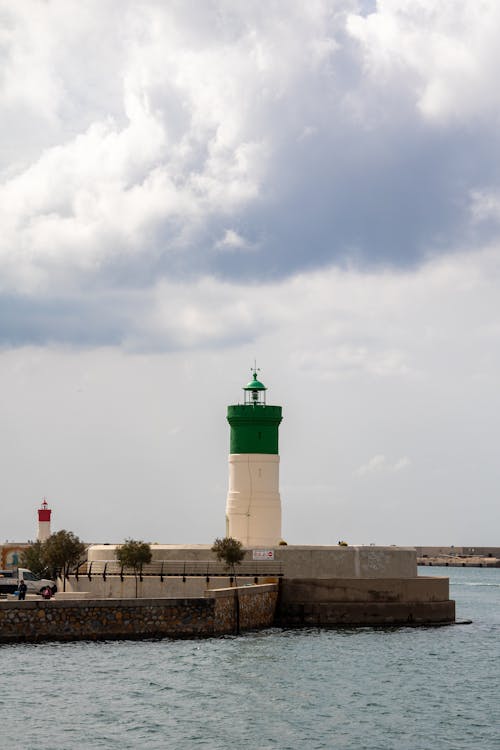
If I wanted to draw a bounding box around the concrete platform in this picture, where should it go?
[280,576,451,604]
[277,576,455,626]
[87,544,418,579]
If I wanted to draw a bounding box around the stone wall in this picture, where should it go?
[0,584,278,644]
[278,577,455,626]
[212,585,280,633]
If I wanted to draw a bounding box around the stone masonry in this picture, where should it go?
[0,584,278,644]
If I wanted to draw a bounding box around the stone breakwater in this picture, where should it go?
[418,556,500,568]
[0,584,278,644]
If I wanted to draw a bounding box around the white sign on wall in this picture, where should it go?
[253,549,275,560]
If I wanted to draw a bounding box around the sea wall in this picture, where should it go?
[0,575,456,641]
[416,546,500,558]
[0,584,278,644]
[278,577,455,626]
[212,585,280,632]
[278,600,455,627]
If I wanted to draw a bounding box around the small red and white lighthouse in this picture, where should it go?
[37,498,52,542]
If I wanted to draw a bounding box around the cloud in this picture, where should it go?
[1,0,500,321]
[470,189,500,224]
[2,244,500,544]
[214,229,254,252]
[2,243,500,366]
[356,454,386,475]
[355,455,411,476]
[2,2,500,546]
[298,125,319,141]
[347,1,500,124]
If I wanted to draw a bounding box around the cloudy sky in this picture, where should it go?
[2,0,500,546]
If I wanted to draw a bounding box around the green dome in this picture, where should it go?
[244,372,267,391]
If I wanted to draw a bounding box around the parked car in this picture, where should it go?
[0,567,57,596]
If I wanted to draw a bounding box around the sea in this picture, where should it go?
[1,565,498,750]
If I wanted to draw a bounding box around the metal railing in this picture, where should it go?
[73,559,283,582]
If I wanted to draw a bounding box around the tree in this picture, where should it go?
[211,537,245,572]
[212,537,246,634]
[116,539,152,597]
[43,530,87,591]
[20,540,49,578]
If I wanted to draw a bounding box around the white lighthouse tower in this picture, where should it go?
[37,498,52,542]
[225,369,283,547]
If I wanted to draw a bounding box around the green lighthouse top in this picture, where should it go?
[227,366,282,454]
[243,367,267,405]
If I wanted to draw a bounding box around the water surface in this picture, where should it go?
[1,566,498,749]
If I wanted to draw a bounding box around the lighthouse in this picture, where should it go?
[37,498,52,542]
[225,369,283,547]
